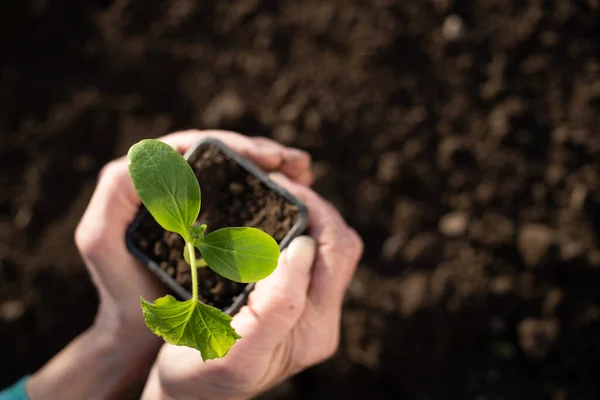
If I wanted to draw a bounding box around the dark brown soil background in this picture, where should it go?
[1,1,600,399]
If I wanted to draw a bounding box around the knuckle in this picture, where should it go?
[349,229,364,261]
[206,130,244,142]
[318,339,339,363]
[288,352,311,374]
[322,328,341,359]
[203,129,241,138]
[252,136,277,146]
[161,129,202,142]
[98,160,119,183]
[294,149,312,167]
[74,223,86,251]
[329,229,363,263]
[291,326,340,372]
[74,221,105,259]
[177,128,202,135]
[324,341,340,360]
[310,334,340,366]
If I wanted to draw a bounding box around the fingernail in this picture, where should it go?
[269,172,289,184]
[285,235,316,267]
[252,144,281,157]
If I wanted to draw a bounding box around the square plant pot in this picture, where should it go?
[126,137,309,316]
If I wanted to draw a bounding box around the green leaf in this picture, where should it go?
[141,295,240,361]
[196,227,280,283]
[128,139,200,241]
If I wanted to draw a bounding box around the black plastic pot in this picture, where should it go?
[126,137,309,316]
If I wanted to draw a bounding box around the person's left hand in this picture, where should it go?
[27,130,315,400]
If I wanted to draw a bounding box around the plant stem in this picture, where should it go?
[186,241,198,301]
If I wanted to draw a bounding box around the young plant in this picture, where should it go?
[127,139,280,361]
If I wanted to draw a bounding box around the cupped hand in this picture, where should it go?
[74,130,315,366]
[141,174,363,400]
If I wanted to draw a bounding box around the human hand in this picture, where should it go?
[141,174,363,400]
[58,130,313,398]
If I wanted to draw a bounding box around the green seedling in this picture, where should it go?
[128,139,280,361]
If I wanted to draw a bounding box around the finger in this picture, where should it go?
[293,168,315,186]
[251,137,314,185]
[75,158,139,257]
[230,235,316,349]
[269,173,363,310]
[140,365,161,400]
[161,130,283,172]
[162,130,313,185]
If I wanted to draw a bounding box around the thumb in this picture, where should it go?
[232,235,316,347]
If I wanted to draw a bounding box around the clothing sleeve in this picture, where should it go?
[0,376,30,400]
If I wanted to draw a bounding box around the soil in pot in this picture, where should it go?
[130,142,300,310]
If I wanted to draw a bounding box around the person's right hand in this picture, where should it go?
[26,130,314,400]
[142,173,363,400]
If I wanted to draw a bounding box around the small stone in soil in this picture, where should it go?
[229,182,244,195]
[517,223,554,267]
[441,15,464,41]
[164,232,184,249]
[518,318,559,358]
[202,91,246,127]
[210,281,225,295]
[153,241,168,259]
[559,238,584,261]
[168,249,180,262]
[0,300,25,321]
[381,234,404,263]
[403,233,442,264]
[489,275,514,295]
[165,265,175,277]
[376,152,401,183]
[439,211,469,237]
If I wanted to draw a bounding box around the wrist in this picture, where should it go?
[93,301,163,361]
[27,321,160,400]
[90,318,160,373]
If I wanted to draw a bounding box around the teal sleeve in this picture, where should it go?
[0,376,30,400]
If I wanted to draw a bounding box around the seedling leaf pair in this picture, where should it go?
[128,139,280,361]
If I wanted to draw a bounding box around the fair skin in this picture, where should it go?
[26,130,363,400]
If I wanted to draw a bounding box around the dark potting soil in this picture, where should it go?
[131,142,299,309]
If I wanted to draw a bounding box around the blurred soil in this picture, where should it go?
[1,1,600,399]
